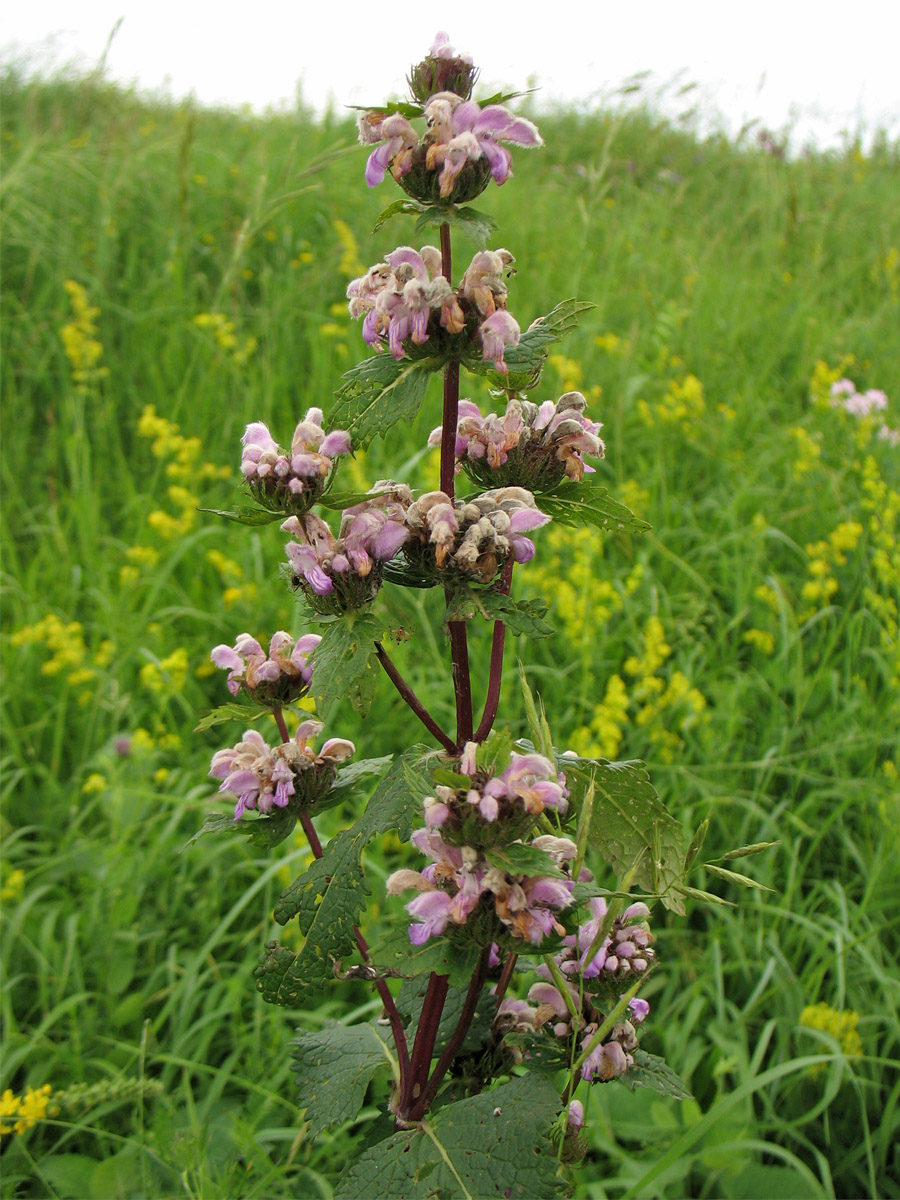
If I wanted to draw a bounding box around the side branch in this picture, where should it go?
[375,641,456,753]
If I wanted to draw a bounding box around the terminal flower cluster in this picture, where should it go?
[209,720,354,820]
[387,828,576,947]
[241,410,351,514]
[282,485,412,614]
[210,630,320,704]
[829,377,899,445]
[359,34,542,204]
[424,741,568,844]
[432,391,605,490]
[404,486,550,583]
[347,246,521,373]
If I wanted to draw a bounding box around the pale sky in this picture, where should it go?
[3,1,899,149]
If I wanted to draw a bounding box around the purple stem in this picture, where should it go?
[375,641,456,753]
[474,559,514,742]
[397,971,449,1122]
[410,946,491,1119]
[271,708,410,1086]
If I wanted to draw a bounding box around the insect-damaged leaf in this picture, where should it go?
[331,353,436,448]
[334,1074,565,1199]
[310,613,381,717]
[291,1020,397,1139]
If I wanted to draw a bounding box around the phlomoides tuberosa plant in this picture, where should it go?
[192,33,771,1197]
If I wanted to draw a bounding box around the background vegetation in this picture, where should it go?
[1,66,898,1198]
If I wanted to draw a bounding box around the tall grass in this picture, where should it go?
[1,68,898,1198]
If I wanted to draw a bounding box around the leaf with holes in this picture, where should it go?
[291,1021,398,1139]
[334,1074,565,1199]
[331,354,436,448]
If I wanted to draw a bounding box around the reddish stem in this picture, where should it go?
[410,946,490,1119]
[271,708,410,1086]
[375,642,456,752]
[493,953,518,1011]
[474,559,514,742]
[398,971,449,1120]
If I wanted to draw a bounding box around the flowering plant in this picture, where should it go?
[192,33,766,1196]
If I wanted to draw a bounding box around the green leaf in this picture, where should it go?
[317,484,400,511]
[310,613,381,717]
[445,588,554,637]
[291,1020,397,1139]
[198,504,285,526]
[431,768,472,789]
[373,198,426,233]
[369,922,482,989]
[413,204,498,248]
[258,749,431,1004]
[330,756,393,795]
[704,862,774,891]
[475,728,516,776]
[334,1075,565,1199]
[466,299,596,390]
[537,477,651,535]
[619,1050,693,1099]
[183,807,298,850]
[193,702,270,733]
[565,756,687,914]
[331,353,436,449]
[485,843,564,878]
[348,99,422,119]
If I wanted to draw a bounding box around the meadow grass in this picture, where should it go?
[1,68,899,1198]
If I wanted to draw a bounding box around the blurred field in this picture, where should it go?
[1,67,899,1199]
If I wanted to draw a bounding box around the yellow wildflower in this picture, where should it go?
[1,868,25,903]
[81,773,107,794]
[800,1003,862,1060]
[60,281,108,392]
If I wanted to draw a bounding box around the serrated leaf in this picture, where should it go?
[413,204,498,248]
[475,728,516,776]
[373,198,426,233]
[704,862,774,891]
[445,588,554,637]
[330,756,393,795]
[566,756,686,914]
[183,807,297,850]
[537,477,651,535]
[370,923,481,988]
[193,702,270,733]
[335,1074,565,1199]
[331,353,436,448]
[259,750,431,1004]
[348,99,423,119]
[619,1050,693,1099]
[720,840,780,860]
[463,298,596,391]
[198,504,286,526]
[291,1020,397,1139]
[317,484,400,511]
[485,843,564,878]
[310,613,381,717]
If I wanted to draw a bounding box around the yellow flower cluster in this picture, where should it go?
[638,372,705,431]
[60,280,109,392]
[0,1085,52,1136]
[858,455,900,686]
[594,332,628,356]
[193,312,257,366]
[139,648,189,695]
[1,867,25,903]
[798,521,863,620]
[527,524,644,646]
[788,425,823,478]
[9,614,113,700]
[808,355,856,407]
[571,616,708,763]
[205,548,258,612]
[548,354,583,394]
[136,405,230,484]
[333,219,365,279]
[800,1003,862,1060]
